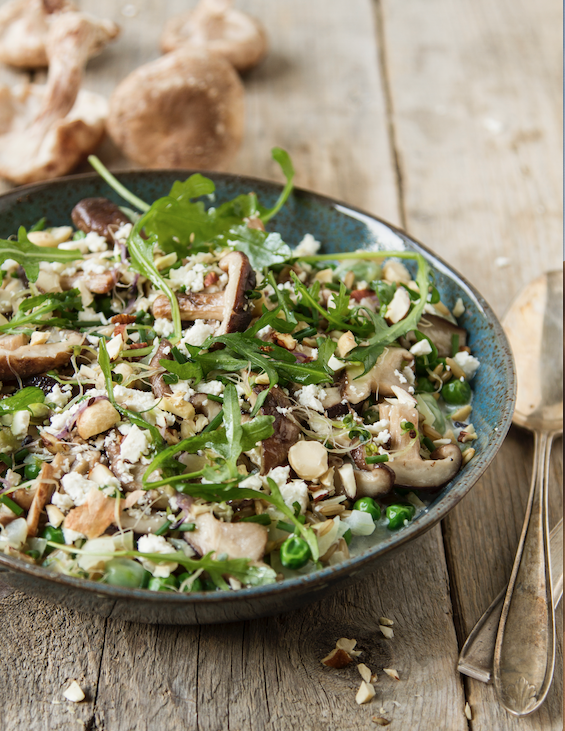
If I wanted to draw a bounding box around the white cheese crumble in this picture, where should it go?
[328,355,347,372]
[265,465,290,490]
[47,384,73,409]
[295,384,327,413]
[196,380,225,396]
[394,368,407,384]
[84,231,108,253]
[453,351,481,380]
[409,339,432,357]
[61,473,97,507]
[279,479,309,514]
[153,318,175,337]
[137,534,177,578]
[169,262,207,292]
[294,233,321,257]
[120,425,149,464]
[373,429,391,446]
[181,320,216,347]
[11,411,30,439]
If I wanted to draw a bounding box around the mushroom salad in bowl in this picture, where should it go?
[0,151,515,623]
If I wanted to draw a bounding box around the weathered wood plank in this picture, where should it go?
[381,0,562,726]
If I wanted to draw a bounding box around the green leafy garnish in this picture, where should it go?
[0,228,83,283]
[0,289,82,333]
[0,387,45,414]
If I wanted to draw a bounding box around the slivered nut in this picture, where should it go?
[321,648,352,668]
[379,617,394,626]
[462,447,476,465]
[63,681,85,703]
[254,373,270,385]
[355,680,376,705]
[464,703,472,720]
[445,357,466,380]
[422,424,442,441]
[357,663,372,683]
[383,668,400,680]
[372,718,391,726]
[344,271,355,289]
[450,404,472,421]
[313,519,334,537]
[336,638,362,657]
[379,625,394,639]
[317,503,345,516]
[337,330,356,358]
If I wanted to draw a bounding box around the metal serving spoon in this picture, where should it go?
[492,270,563,716]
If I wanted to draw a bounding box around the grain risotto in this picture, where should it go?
[0,150,479,592]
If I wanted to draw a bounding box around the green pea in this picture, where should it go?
[280,535,311,570]
[442,379,471,405]
[342,528,352,546]
[178,572,204,592]
[386,503,416,531]
[415,377,436,393]
[105,558,146,588]
[147,575,179,592]
[353,497,381,521]
[41,525,64,554]
[24,463,42,480]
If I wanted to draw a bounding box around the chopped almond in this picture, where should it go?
[355,680,376,705]
[336,637,362,657]
[383,668,400,680]
[379,625,394,639]
[379,616,394,626]
[357,663,372,683]
[321,648,352,668]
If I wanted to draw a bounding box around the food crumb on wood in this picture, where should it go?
[321,647,353,668]
[357,663,373,683]
[379,616,394,626]
[63,681,85,703]
[379,625,394,639]
[372,718,391,727]
[355,680,376,705]
[464,702,472,720]
[336,637,362,657]
[383,668,400,681]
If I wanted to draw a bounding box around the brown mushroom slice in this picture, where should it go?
[26,452,65,536]
[380,401,462,489]
[415,315,467,358]
[0,0,76,69]
[107,47,244,170]
[63,486,122,539]
[343,347,414,404]
[71,197,131,240]
[0,11,118,184]
[152,251,256,335]
[184,511,267,561]
[160,0,268,73]
[254,385,301,474]
[149,339,173,399]
[0,330,83,380]
[350,445,395,498]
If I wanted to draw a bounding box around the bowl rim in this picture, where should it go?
[0,169,517,607]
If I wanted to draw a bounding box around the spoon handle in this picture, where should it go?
[493,430,556,716]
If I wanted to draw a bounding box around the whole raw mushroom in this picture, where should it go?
[107,47,245,170]
[160,0,268,73]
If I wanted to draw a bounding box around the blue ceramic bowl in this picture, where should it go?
[0,171,516,624]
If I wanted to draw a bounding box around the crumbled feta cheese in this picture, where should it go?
[11,410,30,439]
[63,527,86,544]
[153,317,175,337]
[279,479,309,514]
[169,262,207,292]
[452,298,465,318]
[373,430,391,446]
[265,465,290,490]
[47,384,72,409]
[239,473,263,490]
[409,339,432,357]
[394,368,407,384]
[294,233,321,257]
[256,325,273,340]
[181,320,216,347]
[61,473,97,507]
[114,222,132,243]
[453,351,480,379]
[120,425,149,464]
[84,231,108,253]
[196,380,225,396]
[296,384,327,412]
[402,366,415,385]
[51,492,75,511]
[137,534,177,578]
[80,258,112,276]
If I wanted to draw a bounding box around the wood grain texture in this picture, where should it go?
[381,0,563,727]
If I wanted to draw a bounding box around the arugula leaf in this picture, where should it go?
[223,383,243,479]
[326,282,351,320]
[261,147,295,223]
[0,289,82,333]
[159,358,203,385]
[313,336,337,376]
[0,228,83,283]
[98,338,164,447]
[0,387,45,414]
[267,272,297,326]
[228,227,292,270]
[88,156,150,212]
[127,218,182,342]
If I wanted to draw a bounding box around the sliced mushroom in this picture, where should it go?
[107,47,244,170]
[0,0,75,68]
[254,386,301,474]
[149,339,173,399]
[343,347,414,404]
[0,330,83,380]
[26,452,65,536]
[184,510,267,561]
[63,486,122,539]
[71,197,131,241]
[350,446,395,498]
[0,11,118,184]
[152,251,256,335]
[160,0,268,73]
[413,314,467,358]
[379,401,462,489]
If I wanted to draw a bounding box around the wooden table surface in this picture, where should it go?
[0,1,561,729]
